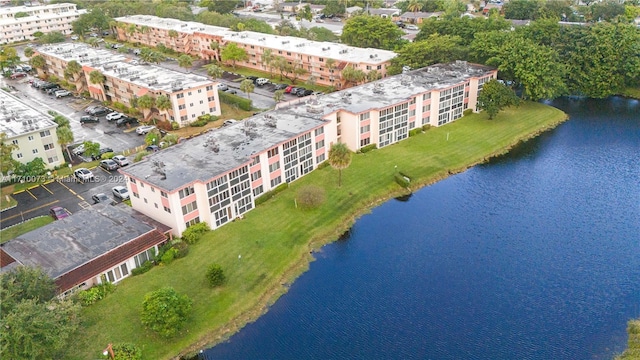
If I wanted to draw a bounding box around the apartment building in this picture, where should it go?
[119,62,495,236]
[0,3,86,45]
[0,89,64,170]
[114,15,397,89]
[36,43,221,126]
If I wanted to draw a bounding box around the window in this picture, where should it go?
[423,93,431,100]
[409,109,416,117]
[43,143,54,150]
[315,139,324,149]
[39,130,51,137]
[198,89,202,93]
[133,192,139,198]
[150,187,155,193]
[360,125,370,134]
[130,177,136,184]
[251,170,261,181]
[208,96,216,102]
[192,114,196,118]
[180,115,188,121]
[28,135,34,141]
[32,149,38,154]
[319,57,324,62]
[206,85,213,91]
[140,182,144,188]
[134,248,156,267]
[161,191,167,198]
[178,104,186,110]
[188,91,192,95]
[286,52,291,55]
[181,200,198,215]
[422,104,430,112]
[176,93,184,99]
[267,148,279,158]
[199,100,204,104]
[179,186,195,198]
[270,176,281,187]
[16,153,22,159]
[360,138,370,147]
[359,112,370,121]
[154,203,158,208]
[315,127,324,136]
[186,217,200,228]
[189,103,194,107]
[210,107,217,112]
[316,153,325,163]
[12,140,18,145]
[269,162,280,172]
[250,157,259,166]
[164,206,171,213]
[47,156,58,163]
[253,185,263,197]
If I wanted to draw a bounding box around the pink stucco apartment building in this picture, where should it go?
[119,62,496,236]
[114,15,397,89]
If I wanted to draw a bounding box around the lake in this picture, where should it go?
[202,97,640,360]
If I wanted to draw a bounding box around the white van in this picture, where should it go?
[256,78,269,86]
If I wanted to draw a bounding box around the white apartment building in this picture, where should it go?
[0,3,86,44]
[119,62,496,236]
[0,89,64,170]
[36,43,221,126]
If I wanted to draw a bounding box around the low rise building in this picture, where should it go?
[397,11,442,24]
[119,62,496,236]
[0,3,86,45]
[0,204,171,295]
[114,15,397,89]
[36,43,221,125]
[0,90,64,170]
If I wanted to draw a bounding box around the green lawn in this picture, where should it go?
[0,216,53,244]
[620,87,640,100]
[69,102,567,360]
[0,194,17,211]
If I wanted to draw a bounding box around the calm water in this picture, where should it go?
[203,97,640,360]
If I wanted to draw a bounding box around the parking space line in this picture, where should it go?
[56,179,78,196]
[25,189,37,200]
[98,167,110,174]
[41,183,54,195]
[78,201,91,209]
[1,200,59,221]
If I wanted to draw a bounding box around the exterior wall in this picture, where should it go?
[128,177,181,233]
[0,4,85,45]
[170,84,221,126]
[8,125,64,169]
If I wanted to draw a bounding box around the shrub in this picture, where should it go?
[181,222,211,244]
[131,260,154,276]
[140,287,192,338]
[112,343,142,360]
[134,151,150,163]
[112,102,128,112]
[359,144,377,153]
[297,185,326,210]
[254,183,289,206]
[156,120,172,131]
[422,124,432,132]
[171,121,180,130]
[172,241,189,259]
[394,172,411,188]
[160,247,179,265]
[408,128,422,137]
[101,152,115,159]
[76,281,115,306]
[206,264,226,287]
[189,118,208,127]
[218,90,252,111]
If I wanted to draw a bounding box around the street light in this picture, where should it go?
[102,343,115,359]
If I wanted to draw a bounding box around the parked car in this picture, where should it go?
[92,193,109,204]
[136,125,156,135]
[10,72,27,79]
[71,35,79,40]
[89,32,98,37]
[298,89,313,97]
[112,186,130,200]
[80,115,99,124]
[41,83,59,91]
[55,89,71,98]
[100,159,119,171]
[85,105,98,113]
[133,49,141,55]
[89,107,109,116]
[112,155,129,167]
[21,65,32,72]
[102,31,110,36]
[72,144,85,155]
[245,76,259,84]
[74,168,94,182]
[111,43,124,49]
[217,83,229,91]
[92,147,114,160]
[129,60,139,65]
[285,85,294,93]
[405,24,419,30]
[223,119,238,126]
[290,87,304,95]
[395,21,406,28]
[50,206,70,220]
[225,88,237,94]
[46,86,61,95]
[145,145,160,152]
[106,112,124,122]
[116,116,136,127]
[255,78,269,86]
[274,83,288,90]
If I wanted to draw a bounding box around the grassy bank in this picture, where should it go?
[0,216,53,244]
[69,102,567,360]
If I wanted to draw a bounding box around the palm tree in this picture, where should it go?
[137,94,155,122]
[29,55,46,77]
[177,54,193,72]
[64,60,83,92]
[262,49,274,77]
[407,0,422,16]
[328,142,351,187]
[239,79,255,100]
[89,70,106,101]
[209,41,221,62]
[155,94,172,120]
[87,37,100,48]
[56,126,74,161]
[205,64,224,79]
[126,24,136,38]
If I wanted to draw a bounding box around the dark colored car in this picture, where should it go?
[45,86,61,94]
[41,83,59,91]
[245,76,258,84]
[92,147,114,160]
[89,107,109,116]
[297,89,314,97]
[116,116,136,127]
[92,193,110,204]
[290,87,304,95]
[145,145,159,152]
[274,83,288,90]
[50,206,70,220]
[80,115,99,124]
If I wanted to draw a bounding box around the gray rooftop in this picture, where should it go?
[400,11,443,19]
[116,15,397,65]
[120,62,494,191]
[37,43,214,93]
[0,90,58,138]
[1,204,156,279]
[119,111,327,191]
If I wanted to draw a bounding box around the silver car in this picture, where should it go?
[112,155,129,167]
[112,186,130,200]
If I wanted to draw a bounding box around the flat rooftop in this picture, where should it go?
[119,111,327,191]
[116,15,397,64]
[0,204,158,279]
[0,3,85,24]
[36,43,214,93]
[0,89,58,138]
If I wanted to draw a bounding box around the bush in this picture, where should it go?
[394,172,411,188]
[422,124,432,132]
[131,260,154,276]
[171,121,180,130]
[112,343,142,360]
[140,287,192,338]
[156,120,172,131]
[206,264,226,287]
[134,151,150,163]
[190,114,219,127]
[463,109,473,116]
[112,102,128,112]
[160,247,179,265]
[297,185,326,210]
[359,144,377,153]
[181,222,211,244]
[218,90,252,111]
[409,128,422,137]
[189,118,208,127]
[101,152,115,160]
[254,183,289,206]
[172,241,189,258]
[76,281,115,306]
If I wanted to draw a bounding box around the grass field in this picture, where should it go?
[0,216,54,244]
[68,102,567,360]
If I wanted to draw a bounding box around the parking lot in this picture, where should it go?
[0,166,128,229]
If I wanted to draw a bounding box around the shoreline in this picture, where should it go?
[175,106,569,359]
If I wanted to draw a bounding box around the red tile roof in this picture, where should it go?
[0,249,16,267]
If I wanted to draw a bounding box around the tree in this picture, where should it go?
[83,141,100,160]
[261,48,274,77]
[388,34,467,75]
[308,27,339,42]
[140,287,192,338]
[89,70,106,86]
[323,2,345,16]
[221,43,248,70]
[299,5,313,22]
[0,298,80,359]
[0,266,56,315]
[145,130,161,146]
[341,15,405,50]
[177,54,193,72]
[38,31,66,44]
[274,89,285,103]
[240,78,255,99]
[205,264,226,287]
[341,66,366,86]
[139,48,163,64]
[503,0,540,20]
[328,142,352,187]
[86,37,100,48]
[137,94,156,121]
[209,41,221,62]
[16,158,46,177]
[160,133,179,147]
[208,0,241,14]
[367,70,381,82]
[23,46,34,58]
[168,29,178,38]
[477,79,521,119]
[52,114,70,128]
[0,46,20,73]
[0,132,19,175]
[56,126,74,161]
[155,94,172,119]
[205,63,224,79]
[407,0,422,14]
[64,60,83,91]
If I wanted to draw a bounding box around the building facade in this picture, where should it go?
[36,43,221,126]
[114,15,397,89]
[0,3,86,45]
[119,62,496,236]
[0,90,65,170]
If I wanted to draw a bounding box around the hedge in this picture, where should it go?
[218,90,252,111]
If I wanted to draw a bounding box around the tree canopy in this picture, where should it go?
[477,79,521,119]
[389,34,467,75]
[221,43,248,69]
[328,143,352,187]
[140,287,192,338]
[341,15,405,50]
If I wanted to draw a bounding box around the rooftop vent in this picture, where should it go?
[203,135,219,153]
[322,47,330,51]
[282,40,289,44]
[339,49,348,54]
[306,99,323,114]
[263,114,277,127]
[240,34,247,38]
[400,74,411,86]
[369,54,378,59]
[372,82,384,94]
[152,160,166,180]
[259,37,266,41]
[171,81,183,92]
